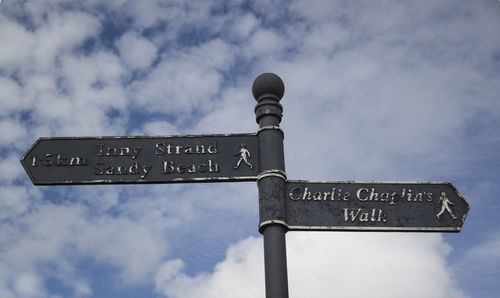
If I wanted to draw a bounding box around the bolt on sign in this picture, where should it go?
[21,134,259,185]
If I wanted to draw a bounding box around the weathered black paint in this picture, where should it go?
[284,181,470,232]
[254,73,289,298]
[21,134,259,185]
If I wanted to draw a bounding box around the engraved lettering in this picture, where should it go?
[184,146,193,154]
[94,162,151,179]
[140,166,151,179]
[116,166,127,175]
[313,191,323,201]
[131,147,142,159]
[289,187,302,201]
[207,142,218,154]
[187,164,197,173]
[330,188,349,201]
[359,212,369,222]
[155,142,165,155]
[69,156,87,166]
[32,153,87,167]
[371,208,377,221]
[378,209,387,222]
[105,166,114,175]
[289,187,351,201]
[195,145,205,154]
[163,161,175,174]
[129,162,139,175]
[379,192,397,205]
[356,188,369,201]
[44,153,54,166]
[402,188,413,201]
[162,160,219,174]
[343,208,387,223]
[390,192,397,205]
[330,188,335,200]
[369,188,379,201]
[208,160,220,172]
[344,208,362,221]
[97,143,142,159]
[56,154,68,166]
[302,187,311,200]
[95,163,105,175]
[155,141,218,155]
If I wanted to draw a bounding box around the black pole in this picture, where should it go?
[253,73,289,298]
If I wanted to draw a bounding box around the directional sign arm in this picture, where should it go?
[272,180,470,232]
[21,134,260,185]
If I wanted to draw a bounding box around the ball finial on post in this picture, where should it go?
[252,73,285,101]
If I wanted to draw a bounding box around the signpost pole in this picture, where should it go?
[253,73,289,298]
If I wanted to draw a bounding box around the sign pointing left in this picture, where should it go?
[20,134,259,185]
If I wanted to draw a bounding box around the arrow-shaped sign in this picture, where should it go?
[21,134,259,185]
[261,180,470,232]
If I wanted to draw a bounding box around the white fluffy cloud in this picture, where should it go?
[0,202,167,297]
[130,39,235,116]
[154,233,466,298]
[155,237,264,298]
[116,31,158,69]
[0,119,27,146]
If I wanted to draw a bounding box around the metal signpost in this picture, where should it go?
[21,73,470,298]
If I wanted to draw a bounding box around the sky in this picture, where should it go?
[1,0,499,297]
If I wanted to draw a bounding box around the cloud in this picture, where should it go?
[453,230,500,298]
[0,186,32,220]
[33,12,101,70]
[287,233,464,298]
[0,16,35,73]
[130,39,235,117]
[0,201,168,297]
[0,119,27,147]
[116,31,158,69]
[13,273,45,298]
[232,13,259,40]
[154,237,264,298]
[0,77,25,118]
[0,155,25,185]
[248,29,284,55]
[154,233,466,298]
[131,120,179,136]
[193,85,257,134]
[0,9,101,74]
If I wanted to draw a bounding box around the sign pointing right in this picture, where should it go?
[273,181,470,232]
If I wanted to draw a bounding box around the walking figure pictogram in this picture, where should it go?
[234,143,253,169]
[436,192,457,220]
